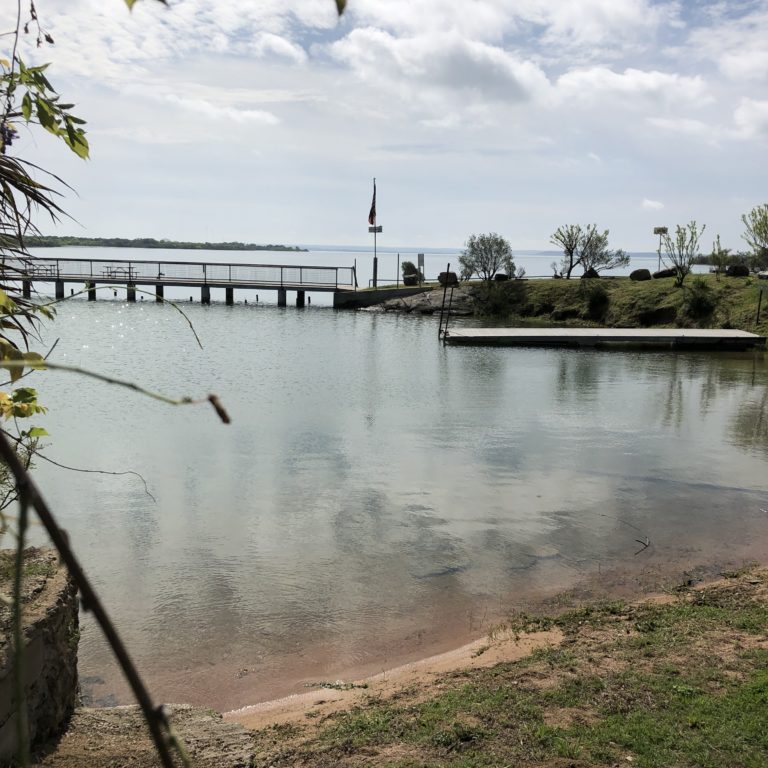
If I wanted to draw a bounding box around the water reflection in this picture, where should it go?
[29,303,768,710]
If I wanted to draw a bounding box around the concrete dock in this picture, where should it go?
[443,327,766,350]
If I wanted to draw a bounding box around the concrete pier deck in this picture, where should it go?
[443,327,766,350]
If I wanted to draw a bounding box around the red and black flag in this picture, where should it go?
[368,178,376,226]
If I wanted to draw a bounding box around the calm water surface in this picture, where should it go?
[26,291,768,711]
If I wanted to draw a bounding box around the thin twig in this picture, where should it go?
[0,431,184,768]
[11,487,30,768]
[0,360,230,423]
[31,451,156,502]
[33,286,204,349]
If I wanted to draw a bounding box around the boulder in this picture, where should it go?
[581,267,600,279]
[630,268,652,281]
[726,263,750,277]
[438,271,459,286]
[653,268,677,279]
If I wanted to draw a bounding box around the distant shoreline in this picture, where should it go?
[24,236,307,252]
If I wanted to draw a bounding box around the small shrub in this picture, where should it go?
[583,282,610,320]
[683,278,716,320]
[401,260,423,281]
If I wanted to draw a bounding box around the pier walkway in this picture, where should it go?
[5,255,357,307]
[443,327,766,350]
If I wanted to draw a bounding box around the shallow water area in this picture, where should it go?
[25,290,768,711]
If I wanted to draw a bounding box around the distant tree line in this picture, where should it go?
[18,235,307,252]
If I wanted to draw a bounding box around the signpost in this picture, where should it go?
[417,253,425,285]
[653,227,668,272]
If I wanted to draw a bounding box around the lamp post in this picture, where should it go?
[653,226,668,272]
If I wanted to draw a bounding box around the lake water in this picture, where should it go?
[17,248,768,711]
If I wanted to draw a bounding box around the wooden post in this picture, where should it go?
[155,284,164,302]
[225,287,234,305]
[277,288,287,307]
[296,290,305,308]
[86,281,96,301]
[22,280,31,299]
[201,285,211,305]
[55,280,64,299]
[127,283,136,302]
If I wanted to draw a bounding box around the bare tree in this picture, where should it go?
[661,221,705,287]
[459,233,514,282]
[580,229,629,276]
[550,224,582,278]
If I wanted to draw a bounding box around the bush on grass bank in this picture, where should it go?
[468,274,766,334]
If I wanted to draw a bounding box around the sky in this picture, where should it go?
[10,0,768,250]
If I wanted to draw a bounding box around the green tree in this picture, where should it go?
[709,235,731,280]
[459,233,514,282]
[741,203,768,270]
[661,221,705,287]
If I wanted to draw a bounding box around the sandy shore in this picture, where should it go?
[224,626,562,731]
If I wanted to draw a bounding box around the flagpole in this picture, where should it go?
[368,176,382,288]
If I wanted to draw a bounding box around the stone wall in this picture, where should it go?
[0,548,79,762]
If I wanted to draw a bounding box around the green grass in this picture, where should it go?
[464,274,768,335]
[251,569,768,768]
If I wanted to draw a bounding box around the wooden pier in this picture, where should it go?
[3,255,357,307]
[443,327,766,350]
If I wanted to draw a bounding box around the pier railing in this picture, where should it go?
[3,256,356,290]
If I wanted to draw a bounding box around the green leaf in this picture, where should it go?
[12,387,38,404]
[27,427,49,438]
[21,92,32,121]
[22,352,46,369]
[65,128,89,159]
[0,288,16,311]
[335,0,346,13]
[5,348,24,383]
[124,0,138,7]
[36,97,59,133]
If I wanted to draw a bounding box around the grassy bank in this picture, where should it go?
[464,274,768,335]
[251,567,768,768]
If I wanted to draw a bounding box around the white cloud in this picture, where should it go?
[250,33,308,64]
[328,28,550,120]
[733,98,768,139]
[163,94,280,125]
[642,198,664,210]
[685,5,768,82]
[646,116,718,141]
[555,67,710,108]
[534,0,682,48]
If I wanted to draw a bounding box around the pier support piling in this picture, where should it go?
[201,285,211,305]
[296,290,305,308]
[155,284,164,302]
[127,283,136,302]
[86,282,96,301]
[55,280,64,300]
[225,287,234,306]
[277,288,287,307]
[22,280,31,299]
